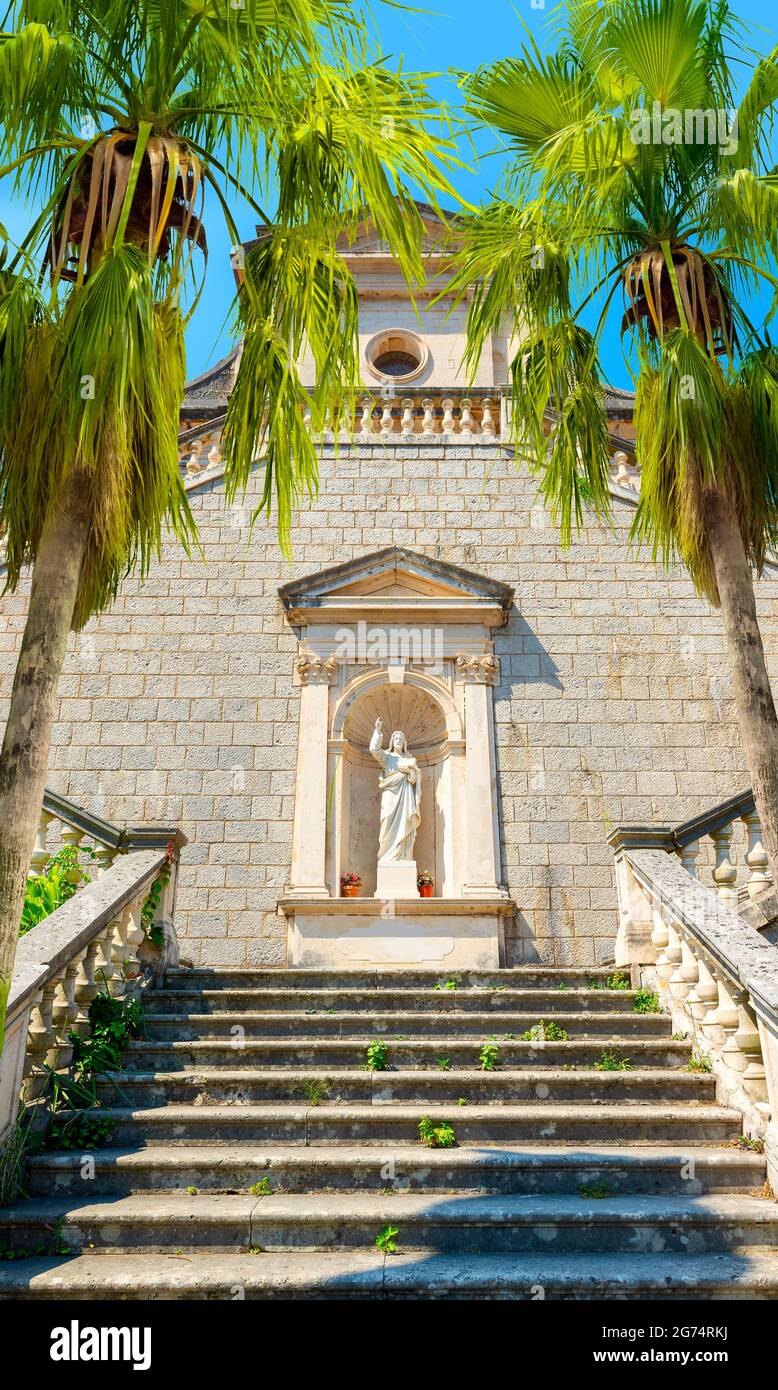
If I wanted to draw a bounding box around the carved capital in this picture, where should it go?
[454,652,500,685]
[295,653,337,686]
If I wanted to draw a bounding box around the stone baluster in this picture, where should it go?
[124,901,146,981]
[73,939,102,1027]
[654,913,681,994]
[60,824,84,882]
[400,399,414,437]
[51,959,82,1069]
[668,933,699,1005]
[359,398,375,437]
[29,810,53,877]
[109,906,132,996]
[94,843,117,877]
[649,903,669,954]
[441,398,455,435]
[711,825,738,908]
[208,444,221,471]
[421,399,435,436]
[707,973,741,1045]
[26,981,59,1093]
[459,399,474,436]
[480,398,495,437]
[732,999,768,1103]
[186,449,202,477]
[613,451,634,490]
[743,810,771,897]
[679,840,699,879]
[685,950,719,1025]
[379,401,393,437]
[720,991,767,1100]
[93,925,115,996]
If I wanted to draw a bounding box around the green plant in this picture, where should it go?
[672,1032,690,1041]
[69,990,144,1080]
[456,1097,468,1106]
[595,1050,632,1072]
[186,1185,197,1196]
[578,1183,610,1200]
[140,843,175,948]
[248,1177,272,1197]
[301,1078,331,1106]
[418,1116,456,1148]
[555,981,570,991]
[521,1020,569,1042]
[588,972,630,991]
[20,844,97,935]
[375,1224,399,1253]
[687,1051,713,1073]
[733,1135,765,1153]
[47,1111,115,1151]
[364,1042,388,1072]
[0,1101,30,1207]
[434,979,459,991]
[436,1056,451,1071]
[478,1043,499,1071]
[633,989,661,1015]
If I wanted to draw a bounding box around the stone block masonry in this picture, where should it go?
[2,441,776,967]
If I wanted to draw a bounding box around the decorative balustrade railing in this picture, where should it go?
[32,788,184,877]
[609,792,778,1189]
[1,797,187,1145]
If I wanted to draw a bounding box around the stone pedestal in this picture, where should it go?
[375,859,417,899]
[281,897,514,969]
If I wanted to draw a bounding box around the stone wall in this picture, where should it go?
[2,440,777,967]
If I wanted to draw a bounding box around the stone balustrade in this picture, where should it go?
[609,797,778,1190]
[1,849,175,1143]
[31,787,185,880]
[2,798,188,1145]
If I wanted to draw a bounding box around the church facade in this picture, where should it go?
[2,206,777,969]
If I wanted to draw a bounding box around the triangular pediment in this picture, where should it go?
[279,547,513,627]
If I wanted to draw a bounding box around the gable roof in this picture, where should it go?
[278,545,514,627]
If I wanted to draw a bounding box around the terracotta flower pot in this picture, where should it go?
[418,883,434,898]
[342,884,360,898]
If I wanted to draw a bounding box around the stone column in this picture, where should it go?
[457,654,503,898]
[288,654,336,899]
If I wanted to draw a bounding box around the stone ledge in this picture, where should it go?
[279,897,515,918]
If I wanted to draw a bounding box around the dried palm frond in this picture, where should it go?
[50,131,206,286]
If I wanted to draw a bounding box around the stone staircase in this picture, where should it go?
[2,965,778,1299]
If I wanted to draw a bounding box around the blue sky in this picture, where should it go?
[2,1,777,390]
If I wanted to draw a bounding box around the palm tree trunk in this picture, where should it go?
[705,486,778,886]
[0,475,91,1047]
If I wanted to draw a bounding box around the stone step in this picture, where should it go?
[126,1037,692,1071]
[1,1193,775,1257]
[26,1143,767,1198]
[142,1009,670,1040]
[94,1067,715,1108]
[59,1101,741,1146]
[162,967,619,992]
[4,1249,778,1300]
[144,987,641,1015]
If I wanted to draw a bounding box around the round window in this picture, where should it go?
[365,329,428,383]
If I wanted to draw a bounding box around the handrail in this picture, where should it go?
[8,849,167,1025]
[610,825,778,1190]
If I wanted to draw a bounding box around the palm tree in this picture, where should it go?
[445,0,778,880]
[0,0,458,1042]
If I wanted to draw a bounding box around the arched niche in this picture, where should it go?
[329,675,463,896]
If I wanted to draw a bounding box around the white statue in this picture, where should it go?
[369,717,421,863]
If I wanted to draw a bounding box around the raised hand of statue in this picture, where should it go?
[374,717,383,734]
